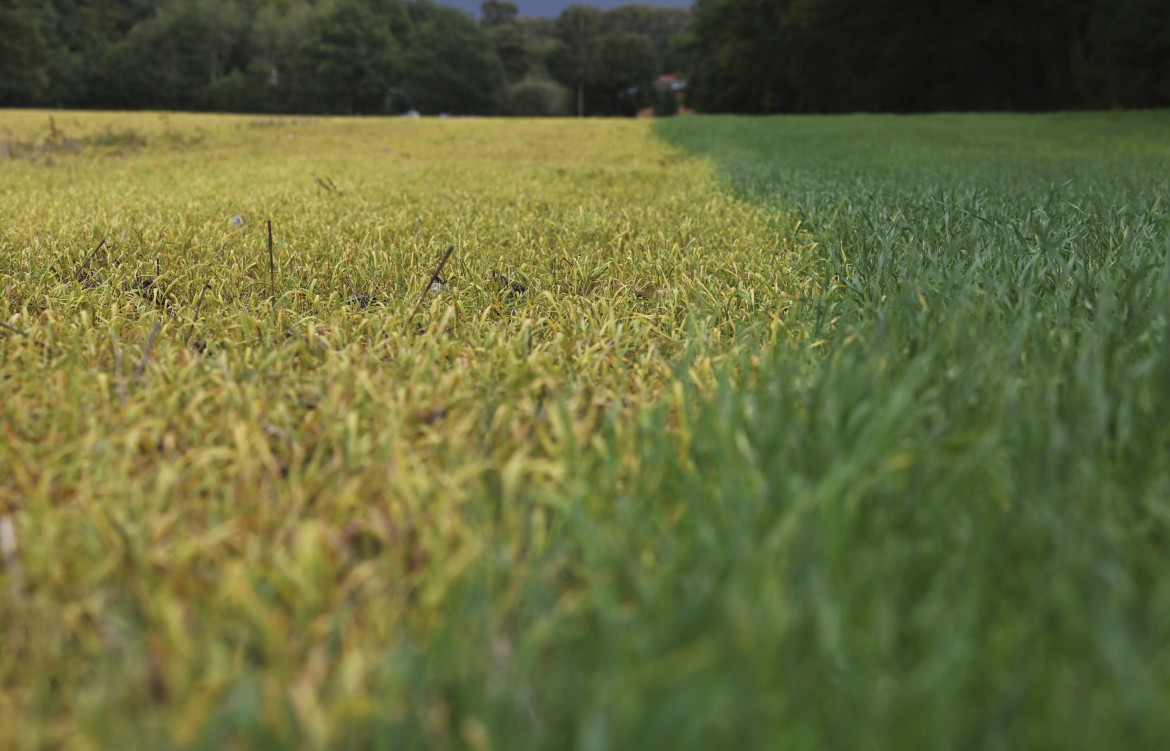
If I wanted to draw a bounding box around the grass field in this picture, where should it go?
[654,111,1170,749]
[0,112,797,749]
[3,109,1170,749]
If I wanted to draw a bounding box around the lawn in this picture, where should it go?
[655,111,1170,749]
[0,112,795,749]
[3,109,1170,749]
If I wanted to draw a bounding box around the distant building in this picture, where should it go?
[658,74,686,93]
[637,75,691,118]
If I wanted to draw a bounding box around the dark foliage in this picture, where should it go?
[401,3,504,114]
[0,0,692,117]
[683,0,1170,113]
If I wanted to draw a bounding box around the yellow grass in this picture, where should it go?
[0,111,802,747]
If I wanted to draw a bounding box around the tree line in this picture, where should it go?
[0,0,690,116]
[682,0,1170,113]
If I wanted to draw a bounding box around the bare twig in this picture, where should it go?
[268,220,275,299]
[405,246,455,334]
[184,283,211,346]
[77,239,106,275]
[0,321,27,337]
[133,320,163,384]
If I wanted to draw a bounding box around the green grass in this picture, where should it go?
[5,110,1170,749]
[645,111,1170,748]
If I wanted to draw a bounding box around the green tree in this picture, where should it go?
[481,1,528,83]
[42,0,156,108]
[14,0,1166,114]
[589,30,657,116]
[681,0,1170,113]
[480,0,517,27]
[601,4,691,74]
[249,0,315,112]
[0,0,52,105]
[681,0,791,113]
[490,22,530,83]
[85,40,151,108]
[401,4,505,115]
[116,0,250,110]
[1089,0,1170,107]
[547,4,600,116]
[299,0,400,114]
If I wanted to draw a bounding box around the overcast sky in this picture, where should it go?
[439,0,693,18]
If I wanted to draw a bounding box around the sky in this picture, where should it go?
[437,0,693,18]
